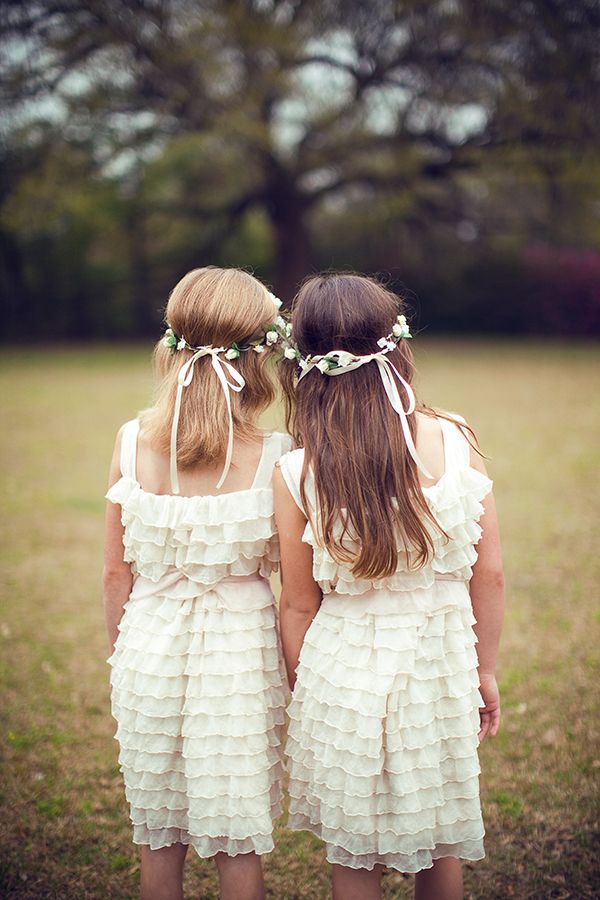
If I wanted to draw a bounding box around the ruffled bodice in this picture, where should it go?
[279,415,491,596]
[106,420,292,588]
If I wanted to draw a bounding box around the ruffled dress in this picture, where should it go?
[279,415,493,872]
[106,419,291,857]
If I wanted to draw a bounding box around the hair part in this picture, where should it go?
[280,271,450,579]
[140,267,276,466]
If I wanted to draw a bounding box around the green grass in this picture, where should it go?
[1,340,599,899]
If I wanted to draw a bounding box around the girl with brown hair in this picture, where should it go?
[103,267,290,900]
[274,272,505,900]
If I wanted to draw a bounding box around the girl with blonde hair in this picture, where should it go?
[274,272,504,900]
[103,267,290,900]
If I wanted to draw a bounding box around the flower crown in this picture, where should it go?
[281,312,431,479]
[284,314,411,371]
[163,292,286,358]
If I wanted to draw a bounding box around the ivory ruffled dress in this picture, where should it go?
[279,415,493,872]
[106,419,291,857]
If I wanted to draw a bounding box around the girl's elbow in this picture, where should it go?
[489,568,505,591]
[280,587,320,618]
[102,564,131,591]
[472,564,505,591]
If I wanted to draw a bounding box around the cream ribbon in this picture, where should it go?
[170,347,245,494]
[298,350,433,479]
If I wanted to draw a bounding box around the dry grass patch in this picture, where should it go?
[0,341,598,899]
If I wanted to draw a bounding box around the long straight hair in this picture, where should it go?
[280,272,445,579]
[141,267,276,466]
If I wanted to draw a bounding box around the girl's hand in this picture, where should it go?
[478,673,500,742]
[273,465,321,690]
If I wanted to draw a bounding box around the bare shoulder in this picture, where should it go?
[435,409,488,475]
[424,407,467,424]
[272,464,303,513]
[439,412,488,475]
[415,409,444,431]
[414,409,448,447]
[116,417,140,442]
[107,422,129,486]
[419,408,488,474]
[111,421,130,457]
[272,462,291,495]
[136,422,158,457]
[424,407,474,436]
[273,446,303,471]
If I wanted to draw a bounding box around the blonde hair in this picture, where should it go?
[141,267,276,466]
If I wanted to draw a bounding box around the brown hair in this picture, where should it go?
[280,272,446,579]
[141,267,276,465]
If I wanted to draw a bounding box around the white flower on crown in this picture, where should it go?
[298,357,310,372]
[377,337,389,349]
[268,292,282,309]
[336,351,354,367]
[275,315,287,330]
[177,337,187,350]
[265,330,278,345]
[225,348,240,360]
[253,344,265,353]
[284,347,298,360]
[392,315,411,338]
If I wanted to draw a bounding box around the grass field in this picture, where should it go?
[0,341,599,899]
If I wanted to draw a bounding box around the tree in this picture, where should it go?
[1,0,599,308]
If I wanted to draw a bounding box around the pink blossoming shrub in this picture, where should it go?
[522,245,600,336]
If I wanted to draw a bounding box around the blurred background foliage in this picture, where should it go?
[0,0,599,338]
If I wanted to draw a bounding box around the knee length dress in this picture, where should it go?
[279,416,492,872]
[106,419,291,857]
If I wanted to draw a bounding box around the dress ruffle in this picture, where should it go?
[108,580,286,857]
[285,603,485,872]
[306,466,492,596]
[106,477,281,584]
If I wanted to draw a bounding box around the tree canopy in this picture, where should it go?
[1,0,599,335]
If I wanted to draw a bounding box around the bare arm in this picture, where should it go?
[103,427,133,654]
[469,446,505,741]
[273,465,322,690]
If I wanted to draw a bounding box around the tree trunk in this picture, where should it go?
[265,174,313,305]
[124,173,156,335]
[0,228,27,338]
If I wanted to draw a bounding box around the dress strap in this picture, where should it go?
[440,414,470,468]
[119,419,140,480]
[278,449,307,515]
[252,432,293,490]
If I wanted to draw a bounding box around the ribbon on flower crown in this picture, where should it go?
[170,347,245,494]
[298,350,433,480]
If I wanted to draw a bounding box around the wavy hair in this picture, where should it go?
[280,272,454,580]
[140,267,276,466]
